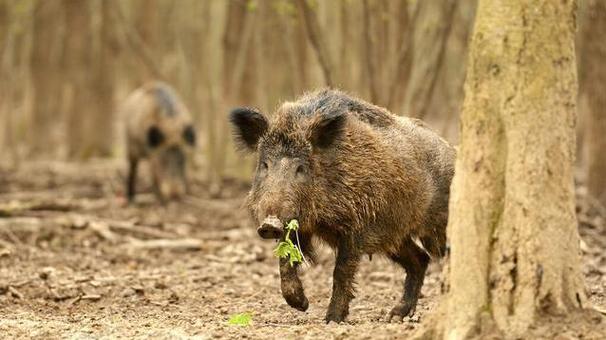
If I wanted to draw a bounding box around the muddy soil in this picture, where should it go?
[0,161,604,339]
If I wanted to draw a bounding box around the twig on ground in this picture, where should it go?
[108,220,176,239]
[81,294,102,301]
[125,238,203,251]
[89,221,118,242]
[594,306,606,316]
[8,286,24,299]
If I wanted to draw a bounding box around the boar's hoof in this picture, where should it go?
[257,216,284,239]
[324,311,347,324]
[284,293,309,312]
[387,301,416,322]
[325,304,348,324]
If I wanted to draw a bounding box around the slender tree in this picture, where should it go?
[89,0,117,157]
[63,0,93,158]
[402,0,457,118]
[295,0,336,87]
[419,1,585,338]
[30,0,62,156]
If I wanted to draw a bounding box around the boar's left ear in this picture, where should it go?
[308,112,347,149]
[229,107,269,152]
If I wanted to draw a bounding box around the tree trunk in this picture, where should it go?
[295,0,336,87]
[580,0,606,208]
[88,0,116,157]
[402,0,457,118]
[134,0,161,83]
[63,0,93,158]
[421,1,585,339]
[0,0,8,153]
[209,0,256,190]
[30,0,62,156]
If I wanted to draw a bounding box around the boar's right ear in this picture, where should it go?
[308,112,347,150]
[229,107,269,151]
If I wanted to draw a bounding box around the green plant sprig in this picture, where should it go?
[273,219,305,266]
[228,312,252,326]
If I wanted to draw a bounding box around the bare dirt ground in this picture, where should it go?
[0,161,604,339]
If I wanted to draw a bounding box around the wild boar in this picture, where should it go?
[229,89,455,323]
[122,82,196,202]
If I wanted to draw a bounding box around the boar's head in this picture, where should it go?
[146,124,196,201]
[229,105,346,239]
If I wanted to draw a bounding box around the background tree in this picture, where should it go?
[580,0,606,209]
[89,0,117,157]
[63,0,93,158]
[30,0,62,156]
[0,0,477,180]
[419,0,585,338]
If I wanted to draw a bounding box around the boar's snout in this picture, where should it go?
[257,216,284,239]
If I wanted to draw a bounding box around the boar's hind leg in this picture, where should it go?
[126,158,139,202]
[325,238,361,324]
[388,238,430,322]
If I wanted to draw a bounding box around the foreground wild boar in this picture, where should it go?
[123,82,196,202]
[230,89,455,323]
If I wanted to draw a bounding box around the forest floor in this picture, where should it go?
[0,160,604,339]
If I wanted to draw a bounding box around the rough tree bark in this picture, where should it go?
[420,1,586,339]
[580,0,606,208]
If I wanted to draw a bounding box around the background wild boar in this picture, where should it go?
[230,89,455,323]
[122,82,196,202]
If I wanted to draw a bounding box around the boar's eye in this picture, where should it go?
[147,126,164,148]
[183,125,196,146]
[295,164,307,176]
[260,161,269,170]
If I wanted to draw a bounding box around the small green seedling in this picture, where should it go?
[228,312,252,326]
[273,219,305,266]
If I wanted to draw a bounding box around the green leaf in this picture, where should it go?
[273,241,291,258]
[228,312,252,326]
[272,219,304,266]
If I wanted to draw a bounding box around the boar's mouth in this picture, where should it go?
[257,215,286,240]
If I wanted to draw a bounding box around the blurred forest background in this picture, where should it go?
[0,0,603,204]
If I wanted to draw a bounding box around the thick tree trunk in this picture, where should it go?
[580,1,606,208]
[421,1,586,339]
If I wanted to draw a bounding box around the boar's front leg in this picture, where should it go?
[279,258,309,311]
[325,237,361,324]
[126,157,139,203]
[279,231,312,311]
